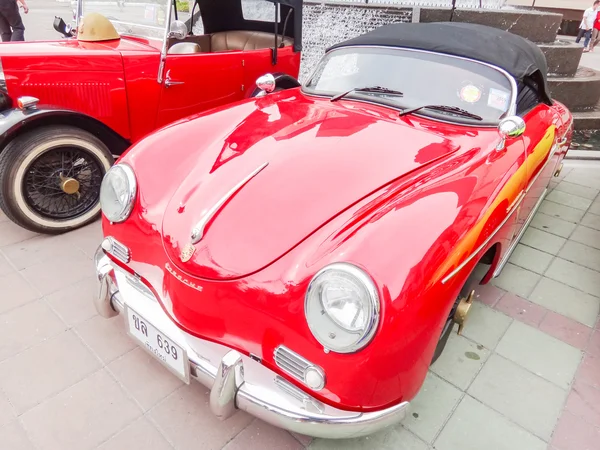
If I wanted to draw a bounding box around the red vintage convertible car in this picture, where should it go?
[94,23,572,438]
[0,0,302,234]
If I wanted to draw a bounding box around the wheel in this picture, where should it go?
[430,262,488,365]
[430,288,475,365]
[0,126,114,234]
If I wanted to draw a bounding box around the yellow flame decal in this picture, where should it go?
[433,125,556,285]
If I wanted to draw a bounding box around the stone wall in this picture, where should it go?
[301,3,413,80]
[313,0,506,7]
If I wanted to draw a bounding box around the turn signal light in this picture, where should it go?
[17,96,39,110]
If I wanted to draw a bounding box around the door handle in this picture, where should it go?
[165,70,184,88]
[558,137,568,146]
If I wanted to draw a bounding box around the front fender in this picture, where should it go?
[265,144,506,408]
[0,107,130,155]
[0,107,54,145]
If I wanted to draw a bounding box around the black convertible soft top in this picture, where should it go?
[328,22,552,105]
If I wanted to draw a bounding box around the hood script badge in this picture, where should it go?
[180,243,196,263]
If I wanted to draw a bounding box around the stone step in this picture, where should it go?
[569,130,600,158]
[573,109,600,131]
[418,7,562,43]
[541,40,583,77]
[548,67,600,111]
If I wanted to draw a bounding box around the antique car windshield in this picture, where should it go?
[81,0,191,39]
[303,47,515,125]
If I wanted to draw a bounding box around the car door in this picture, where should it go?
[155,51,245,129]
[515,105,562,232]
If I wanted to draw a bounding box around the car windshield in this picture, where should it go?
[81,0,191,40]
[303,47,515,125]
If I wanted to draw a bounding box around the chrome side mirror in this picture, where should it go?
[256,74,276,95]
[499,116,526,138]
[168,20,188,40]
[496,116,526,150]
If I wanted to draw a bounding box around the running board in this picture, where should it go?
[493,188,548,278]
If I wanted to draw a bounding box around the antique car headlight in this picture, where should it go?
[305,263,380,353]
[100,164,137,223]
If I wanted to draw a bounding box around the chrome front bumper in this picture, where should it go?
[93,247,409,439]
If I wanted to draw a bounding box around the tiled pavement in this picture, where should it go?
[0,162,600,450]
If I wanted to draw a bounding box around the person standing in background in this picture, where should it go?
[0,0,28,42]
[591,10,600,51]
[576,0,600,52]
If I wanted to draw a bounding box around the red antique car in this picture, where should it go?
[93,23,572,438]
[0,0,302,234]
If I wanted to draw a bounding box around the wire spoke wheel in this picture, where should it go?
[22,147,104,220]
[0,126,115,234]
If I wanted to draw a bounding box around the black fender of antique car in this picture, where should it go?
[0,107,130,156]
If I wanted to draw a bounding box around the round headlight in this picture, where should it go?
[100,164,137,223]
[305,263,380,353]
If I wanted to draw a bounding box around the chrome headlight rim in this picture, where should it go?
[100,163,137,223]
[304,262,380,354]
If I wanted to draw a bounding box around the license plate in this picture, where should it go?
[125,306,190,383]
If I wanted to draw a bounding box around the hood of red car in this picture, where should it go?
[0,37,156,73]
[161,95,460,280]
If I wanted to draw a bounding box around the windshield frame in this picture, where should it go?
[76,0,174,40]
[301,45,519,127]
[75,0,174,83]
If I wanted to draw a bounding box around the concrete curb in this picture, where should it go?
[565,149,600,160]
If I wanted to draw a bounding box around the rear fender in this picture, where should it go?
[0,108,130,156]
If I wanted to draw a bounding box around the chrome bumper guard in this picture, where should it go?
[93,247,409,439]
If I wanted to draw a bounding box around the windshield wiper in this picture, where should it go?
[331,86,404,102]
[399,104,483,121]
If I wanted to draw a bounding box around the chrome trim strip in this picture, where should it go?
[274,376,321,407]
[525,150,555,194]
[302,45,518,123]
[442,146,557,284]
[506,190,525,214]
[493,188,548,278]
[440,190,526,285]
[94,249,410,439]
[191,162,268,244]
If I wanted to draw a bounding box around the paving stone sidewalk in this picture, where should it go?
[0,161,599,450]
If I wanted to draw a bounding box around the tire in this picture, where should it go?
[430,282,478,365]
[430,259,490,365]
[0,126,114,234]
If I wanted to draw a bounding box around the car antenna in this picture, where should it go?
[272,3,279,65]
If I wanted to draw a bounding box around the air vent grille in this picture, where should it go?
[274,346,313,382]
[106,237,131,263]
